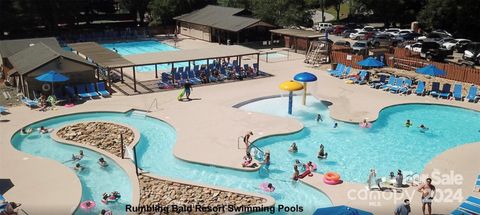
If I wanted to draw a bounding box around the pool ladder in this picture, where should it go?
[237,136,264,156]
[405,172,420,186]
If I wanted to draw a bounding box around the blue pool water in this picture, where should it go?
[10,96,480,213]
[11,114,133,215]
[102,40,206,72]
[239,96,480,183]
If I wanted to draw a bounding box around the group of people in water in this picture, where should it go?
[69,150,109,172]
[405,119,429,132]
[21,126,52,135]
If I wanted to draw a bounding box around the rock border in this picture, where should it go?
[53,120,274,214]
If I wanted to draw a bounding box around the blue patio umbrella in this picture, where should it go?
[357,57,384,68]
[35,70,69,94]
[313,205,373,215]
[416,64,445,76]
[293,72,318,105]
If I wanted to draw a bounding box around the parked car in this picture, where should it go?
[442,39,471,51]
[350,31,374,40]
[436,37,455,45]
[332,25,346,35]
[463,42,480,65]
[370,34,399,48]
[432,29,453,37]
[456,41,475,53]
[420,40,451,61]
[397,29,413,36]
[405,42,422,53]
[362,26,375,32]
[352,41,370,55]
[395,32,421,41]
[416,32,451,42]
[342,29,358,38]
[333,40,351,47]
[384,28,400,36]
[315,23,333,32]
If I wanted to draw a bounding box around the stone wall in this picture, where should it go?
[139,175,268,215]
[56,121,134,157]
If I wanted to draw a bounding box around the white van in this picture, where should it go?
[314,23,333,32]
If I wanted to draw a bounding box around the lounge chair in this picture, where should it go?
[75,84,91,99]
[173,71,186,86]
[96,82,111,97]
[329,64,345,76]
[438,84,452,99]
[206,70,217,82]
[87,83,100,97]
[187,70,202,84]
[193,65,199,72]
[467,196,480,206]
[457,202,480,214]
[328,63,344,73]
[0,106,8,113]
[415,81,426,96]
[389,78,405,92]
[336,67,351,78]
[158,73,173,89]
[452,84,463,101]
[370,75,387,89]
[397,79,413,94]
[349,70,365,82]
[429,82,441,97]
[253,63,263,76]
[466,85,478,102]
[381,76,397,91]
[65,86,76,98]
[355,71,369,84]
[21,97,39,108]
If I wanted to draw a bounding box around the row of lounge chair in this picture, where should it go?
[328,64,369,84]
[371,74,479,101]
[451,196,480,215]
[330,63,480,102]
[20,82,110,108]
[158,62,259,89]
[451,175,480,214]
[65,82,110,99]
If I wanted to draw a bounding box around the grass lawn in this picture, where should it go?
[325,3,350,20]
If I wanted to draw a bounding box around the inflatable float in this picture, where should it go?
[80,200,95,210]
[323,172,341,185]
[177,89,185,100]
[298,169,313,179]
[259,182,275,192]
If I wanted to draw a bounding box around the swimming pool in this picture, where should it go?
[10,111,332,214]
[102,40,206,72]
[239,95,480,183]
[11,114,133,215]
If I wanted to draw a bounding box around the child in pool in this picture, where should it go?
[288,142,298,153]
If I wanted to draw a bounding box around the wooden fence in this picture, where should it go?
[384,48,480,85]
[330,51,364,69]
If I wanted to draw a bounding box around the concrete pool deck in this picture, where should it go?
[1,38,480,214]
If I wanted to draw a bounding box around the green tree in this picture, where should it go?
[217,0,252,9]
[252,0,313,27]
[148,0,215,26]
[119,0,151,25]
[417,0,480,38]
[326,0,343,21]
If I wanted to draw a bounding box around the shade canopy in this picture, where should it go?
[313,205,373,215]
[279,80,304,91]
[294,72,317,82]
[357,57,384,67]
[416,64,446,76]
[35,70,69,82]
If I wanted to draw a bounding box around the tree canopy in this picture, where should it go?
[1,0,479,40]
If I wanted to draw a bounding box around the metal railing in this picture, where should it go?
[237,136,264,154]
[147,98,158,112]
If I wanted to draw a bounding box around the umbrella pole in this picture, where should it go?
[302,82,307,105]
[288,91,293,115]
